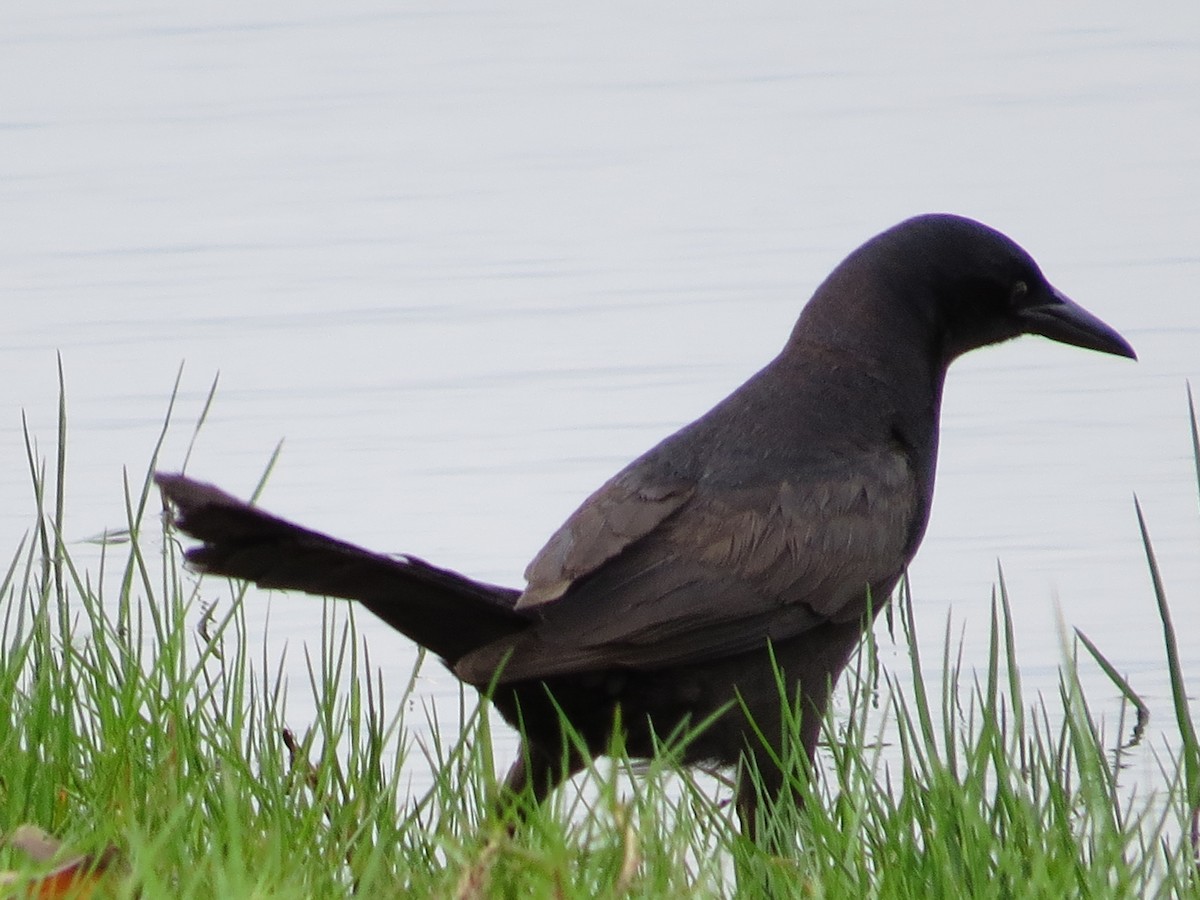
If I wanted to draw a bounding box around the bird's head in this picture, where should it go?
[793,215,1136,369]
[872,214,1137,364]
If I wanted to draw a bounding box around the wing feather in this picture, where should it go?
[517,467,695,608]
[455,445,921,684]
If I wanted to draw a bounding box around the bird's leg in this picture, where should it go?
[734,680,829,848]
[735,745,800,848]
[493,739,583,833]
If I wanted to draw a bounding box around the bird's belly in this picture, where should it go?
[493,616,867,770]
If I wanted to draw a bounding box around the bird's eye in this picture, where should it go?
[1010,280,1029,305]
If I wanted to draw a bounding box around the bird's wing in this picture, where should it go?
[456,445,920,683]
[516,465,697,608]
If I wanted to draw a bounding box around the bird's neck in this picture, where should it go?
[771,342,944,452]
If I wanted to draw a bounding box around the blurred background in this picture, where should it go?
[2,2,1197,799]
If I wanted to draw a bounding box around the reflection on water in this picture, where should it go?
[2,2,1198,808]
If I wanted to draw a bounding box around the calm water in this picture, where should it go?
[3,3,1199,806]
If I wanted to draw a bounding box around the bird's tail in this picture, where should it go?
[154,473,528,664]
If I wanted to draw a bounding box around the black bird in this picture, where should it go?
[156,214,1135,836]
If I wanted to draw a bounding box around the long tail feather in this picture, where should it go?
[155,473,528,664]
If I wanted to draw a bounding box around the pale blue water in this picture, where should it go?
[2,1,1198,815]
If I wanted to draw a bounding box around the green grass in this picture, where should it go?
[0,376,1197,897]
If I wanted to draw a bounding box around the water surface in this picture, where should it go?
[3,2,1198,806]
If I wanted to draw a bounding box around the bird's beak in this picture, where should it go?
[1019,286,1137,360]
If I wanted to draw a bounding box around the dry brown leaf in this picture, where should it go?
[1,825,121,899]
[452,835,500,900]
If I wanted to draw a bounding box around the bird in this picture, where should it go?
[155,213,1135,840]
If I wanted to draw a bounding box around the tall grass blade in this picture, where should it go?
[181,370,220,473]
[53,353,67,604]
[1075,626,1149,742]
[1133,497,1199,817]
